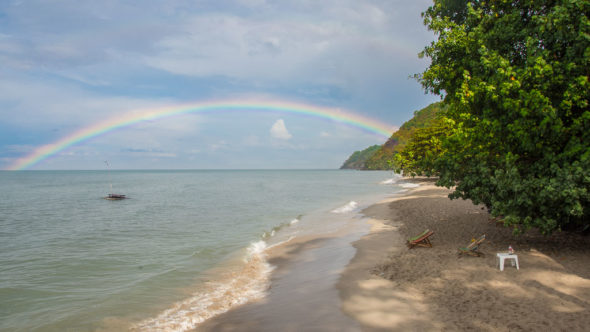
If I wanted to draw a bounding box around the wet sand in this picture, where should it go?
[196,218,370,331]
[197,179,590,331]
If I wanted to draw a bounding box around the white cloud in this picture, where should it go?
[270,119,292,140]
[209,140,229,151]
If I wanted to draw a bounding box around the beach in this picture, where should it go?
[198,178,590,331]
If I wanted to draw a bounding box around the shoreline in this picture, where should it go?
[195,202,375,331]
[196,178,590,331]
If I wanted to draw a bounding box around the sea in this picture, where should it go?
[0,170,404,331]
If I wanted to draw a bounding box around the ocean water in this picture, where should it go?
[0,170,401,331]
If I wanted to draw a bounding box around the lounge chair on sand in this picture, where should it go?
[407,229,434,249]
[458,235,486,256]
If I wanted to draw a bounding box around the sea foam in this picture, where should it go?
[399,183,420,188]
[380,174,402,185]
[132,241,274,332]
[331,201,358,214]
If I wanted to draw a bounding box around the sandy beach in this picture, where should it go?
[342,178,590,331]
[198,178,590,331]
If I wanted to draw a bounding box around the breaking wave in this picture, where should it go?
[380,174,402,185]
[331,201,358,214]
[262,215,301,239]
[131,241,274,332]
[132,214,306,331]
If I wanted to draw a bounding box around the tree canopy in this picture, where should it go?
[340,145,382,169]
[363,102,446,170]
[409,0,590,234]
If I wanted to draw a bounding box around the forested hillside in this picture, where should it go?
[340,145,381,169]
[340,102,445,170]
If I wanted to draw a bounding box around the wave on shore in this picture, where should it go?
[132,242,274,331]
[331,201,359,214]
[262,215,301,238]
[379,174,402,185]
[130,214,308,331]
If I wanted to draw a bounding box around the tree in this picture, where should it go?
[364,102,446,170]
[417,0,590,234]
[394,117,451,177]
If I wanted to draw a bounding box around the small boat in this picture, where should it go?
[105,193,127,200]
[104,161,127,200]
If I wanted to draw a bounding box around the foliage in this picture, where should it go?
[416,0,590,234]
[394,116,452,177]
[364,144,397,170]
[363,102,446,169]
[340,145,381,169]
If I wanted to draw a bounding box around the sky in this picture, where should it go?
[0,0,439,170]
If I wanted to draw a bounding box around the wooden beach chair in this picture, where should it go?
[407,229,434,249]
[458,234,486,256]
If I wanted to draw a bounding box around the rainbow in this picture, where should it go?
[6,99,395,170]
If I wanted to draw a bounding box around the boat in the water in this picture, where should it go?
[105,193,127,200]
[103,161,127,200]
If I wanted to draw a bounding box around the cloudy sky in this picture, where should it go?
[0,0,438,170]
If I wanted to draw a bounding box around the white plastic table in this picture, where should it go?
[496,253,519,271]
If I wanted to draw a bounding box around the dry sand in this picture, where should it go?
[340,179,590,331]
